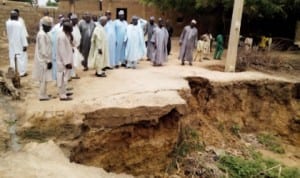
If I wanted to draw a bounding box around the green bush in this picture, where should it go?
[218,153,300,178]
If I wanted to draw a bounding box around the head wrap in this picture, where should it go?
[70,14,78,19]
[118,10,124,15]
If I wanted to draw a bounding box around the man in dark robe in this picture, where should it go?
[79,13,95,71]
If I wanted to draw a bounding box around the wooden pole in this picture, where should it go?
[70,0,75,13]
[225,0,244,72]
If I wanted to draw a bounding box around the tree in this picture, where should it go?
[140,0,300,19]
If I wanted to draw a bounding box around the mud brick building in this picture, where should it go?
[58,0,191,36]
[59,0,159,22]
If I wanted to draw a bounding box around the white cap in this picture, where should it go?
[99,16,107,21]
[70,14,78,19]
[150,16,155,20]
[58,14,64,19]
[132,16,138,20]
[118,10,124,15]
[191,19,197,24]
[41,16,52,26]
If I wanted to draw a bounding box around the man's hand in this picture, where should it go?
[47,62,52,70]
[98,49,103,55]
[152,42,156,49]
[65,63,72,69]
[23,47,27,52]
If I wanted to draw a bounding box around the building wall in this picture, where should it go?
[58,0,192,36]
[59,0,159,20]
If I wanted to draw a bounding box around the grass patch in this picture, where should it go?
[22,130,47,142]
[218,152,300,178]
[257,133,285,154]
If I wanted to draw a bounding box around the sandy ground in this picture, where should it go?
[0,141,133,178]
[0,38,298,117]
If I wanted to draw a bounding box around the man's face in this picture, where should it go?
[119,14,124,21]
[71,18,78,26]
[85,15,91,23]
[43,25,52,33]
[132,19,138,25]
[106,13,111,20]
[92,15,98,22]
[100,19,107,26]
[158,21,163,28]
[191,23,195,28]
[150,19,154,25]
[10,13,18,20]
[64,25,73,33]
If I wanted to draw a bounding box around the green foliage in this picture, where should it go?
[23,130,46,142]
[218,153,300,178]
[47,0,58,7]
[218,154,266,177]
[139,0,300,19]
[257,133,285,154]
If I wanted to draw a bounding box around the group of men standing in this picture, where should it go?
[6,9,175,101]
[6,8,226,102]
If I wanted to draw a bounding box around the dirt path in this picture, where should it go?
[0,39,297,117]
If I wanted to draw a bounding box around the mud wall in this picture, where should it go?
[186,77,300,146]
[70,106,184,176]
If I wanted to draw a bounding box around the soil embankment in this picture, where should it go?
[7,76,299,177]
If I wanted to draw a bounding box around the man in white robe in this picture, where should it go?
[151,18,169,66]
[115,10,128,67]
[6,11,28,76]
[15,9,29,76]
[201,33,211,60]
[88,16,110,77]
[244,36,253,53]
[71,14,83,79]
[32,17,53,101]
[56,21,73,101]
[50,14,64,80]
[125,16,146,69]
[104,11,117,68]
[179,19,198,66]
